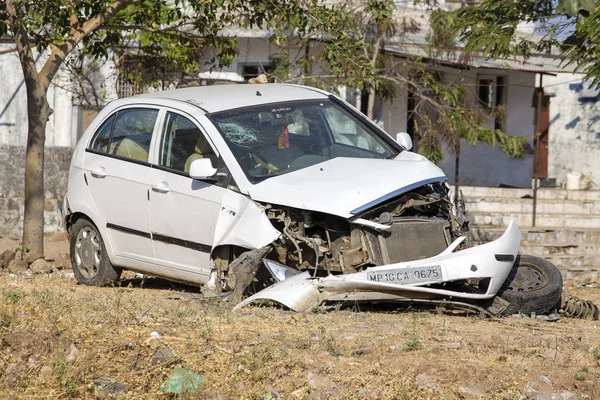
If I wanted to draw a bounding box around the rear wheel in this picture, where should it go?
[497,254,562,315]
[70,218,121,286]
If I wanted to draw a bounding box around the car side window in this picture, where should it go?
[323,106,386,153]
[89,115,115,152]
[109,108,158,163]
[159,112,217,173]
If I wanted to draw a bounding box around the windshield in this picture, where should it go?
[209,99,401,183]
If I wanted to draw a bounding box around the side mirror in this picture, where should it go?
[396,132,413,151]
[189,158,217,180]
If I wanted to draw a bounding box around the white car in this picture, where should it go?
[64,84,562,316]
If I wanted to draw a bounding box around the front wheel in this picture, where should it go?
[497,254,563,315]
[70,218,121,286]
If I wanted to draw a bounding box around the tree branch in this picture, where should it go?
[39,0,137,90]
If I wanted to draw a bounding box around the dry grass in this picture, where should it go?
[1,273,600,399]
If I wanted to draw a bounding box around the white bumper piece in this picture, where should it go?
[234,221,522,312]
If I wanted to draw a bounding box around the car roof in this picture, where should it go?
[133,83,330,113]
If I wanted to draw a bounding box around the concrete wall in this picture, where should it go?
[543,73,600,188]
[441,70,535,187]
[0,145,72,238]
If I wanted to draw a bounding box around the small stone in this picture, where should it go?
[92,376,128,396]
[307,372,337,394]
[0,250,16,269]
[29,259,52,274]
[552,390,580,400]
[389,345,401,352]
[66,343,79,365]
[458,384,486,397]
[540,349,565,364]
[351,347,373,356]
[151,344,175,365]
[55,253,72,270]
[524,375,553,400]
[290,388,307,399]
[7,259,28,274]
[150,331,161,339]
[415,374,440,392]
[264,385,280,399]
[441,342,462,350]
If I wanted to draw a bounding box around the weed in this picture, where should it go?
[4,289,23,303]
[404,335,422,352]
[574,367,588,381]
[201,324,212,339]
[324,334,342,356]
[294,337,312,350]
[593,348,600,361]
[14,245,30,260]
[52,339,75,392]
[434,305,447,315]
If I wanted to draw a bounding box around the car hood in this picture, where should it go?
[247,152,446,218]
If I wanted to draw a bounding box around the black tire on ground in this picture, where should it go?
[70,218,122,286]
[497,254,563,316]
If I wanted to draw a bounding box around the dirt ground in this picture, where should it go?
[1,237,600,399]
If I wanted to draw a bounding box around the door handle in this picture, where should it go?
[90,167,107,178]
[152,182,170,193]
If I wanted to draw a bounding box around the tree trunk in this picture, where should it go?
[366,36,382,120]
[7,0,52,261]
[22,86,51,262]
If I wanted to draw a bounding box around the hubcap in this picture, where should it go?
[74,227,101,279]
[506,263,547,291]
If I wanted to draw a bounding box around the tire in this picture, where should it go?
[497,254,563,316]
[70,218,121,286]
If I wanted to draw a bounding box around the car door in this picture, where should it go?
[148,110,226,280]
[84,107,159,265]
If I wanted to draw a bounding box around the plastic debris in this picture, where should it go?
[150,331,162,339]
[160,367,205,394]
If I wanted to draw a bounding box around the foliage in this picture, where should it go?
[434,0,600,88]
[269,1,527,162]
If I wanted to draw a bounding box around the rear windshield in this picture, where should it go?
[209,99,400,183]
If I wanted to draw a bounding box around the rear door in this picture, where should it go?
[147,110,226,281]
[83,107,159,264]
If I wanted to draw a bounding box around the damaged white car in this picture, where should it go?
[63,83,564,317]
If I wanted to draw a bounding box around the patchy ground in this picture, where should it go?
[1,268,599,399]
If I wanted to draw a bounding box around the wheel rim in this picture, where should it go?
[504,262,548,291]
[74,227,102,279]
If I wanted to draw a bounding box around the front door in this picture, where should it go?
[148,111,225,281]
[83,107,159,264]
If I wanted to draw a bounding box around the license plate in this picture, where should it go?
[366,265,443,285]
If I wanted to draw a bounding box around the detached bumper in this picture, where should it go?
[235,221,522,312]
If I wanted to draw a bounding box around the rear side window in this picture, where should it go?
[89,115,115,152]
[87,108,158,163]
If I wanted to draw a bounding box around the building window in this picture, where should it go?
[240,64,273,82]
[477,78,494,111]
[477,75,506,131]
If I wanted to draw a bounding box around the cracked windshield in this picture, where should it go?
[210,100,400,183]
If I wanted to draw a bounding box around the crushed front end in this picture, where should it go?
[232,180,523,312]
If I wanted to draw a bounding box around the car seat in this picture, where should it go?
[184,135,217,173]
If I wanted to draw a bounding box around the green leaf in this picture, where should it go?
[564,0,580,16]
[580,0,596,12]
